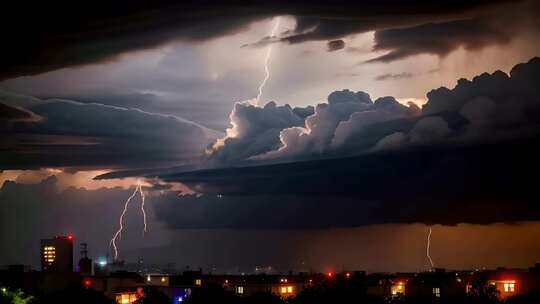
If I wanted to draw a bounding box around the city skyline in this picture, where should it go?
[1,0,540,276]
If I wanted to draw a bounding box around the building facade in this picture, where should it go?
[40,235,74,272]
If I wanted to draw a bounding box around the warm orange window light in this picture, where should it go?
[280,286,293,294]
[503,281,516,292]
[115,293,138,304]
[391,282,406,296]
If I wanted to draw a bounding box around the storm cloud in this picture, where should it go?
[208,101,312,165]
[157,137,540,228]
[2,0,535,79]
[208,57,540,163]
[147,57,540,228]
[0,90,219,169]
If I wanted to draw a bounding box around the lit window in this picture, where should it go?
[236,286,244,294]
[433,287,441,298]
[195,279,202,286]
[280,286,293,294]
[391,283,405,296]
[504,283,515,292]
[116,293,138,304]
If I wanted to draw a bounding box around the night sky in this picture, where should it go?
[1,0,540,273]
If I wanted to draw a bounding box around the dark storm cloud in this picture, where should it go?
[365,0,540,63]
[366,19,513,63]
[1,0,526,79]
[327,40,345,52]
[50,91,236,131]
[0,91,219,170]
[156,138,540,229]
[375,72,414,81]
[144,57,540,228]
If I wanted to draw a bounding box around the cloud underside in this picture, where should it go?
[158,138,540,228]
[1,0,538,79]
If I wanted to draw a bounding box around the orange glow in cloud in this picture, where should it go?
[0,168,195,194]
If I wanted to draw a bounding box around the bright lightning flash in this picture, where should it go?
[140,184,147,235]
[110,182,147,260]
[255,17,281,104]
[426,227,435,269]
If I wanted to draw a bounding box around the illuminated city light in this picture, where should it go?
[280,286,294,294]
[83,278,92,288]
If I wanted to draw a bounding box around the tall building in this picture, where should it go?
[40,235,74,272]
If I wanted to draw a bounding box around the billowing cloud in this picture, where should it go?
[0,90,219,170]
[208,101,312,165]
[373,57,540,150]
[209,57,535,162]
[252,92,418,160]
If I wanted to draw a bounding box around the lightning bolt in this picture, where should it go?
[110,182,148,260]
[426,227,435,269]
[255,17,281,104]
[139,184,147,235]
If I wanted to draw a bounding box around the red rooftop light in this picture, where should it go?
[83,278,92,288]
